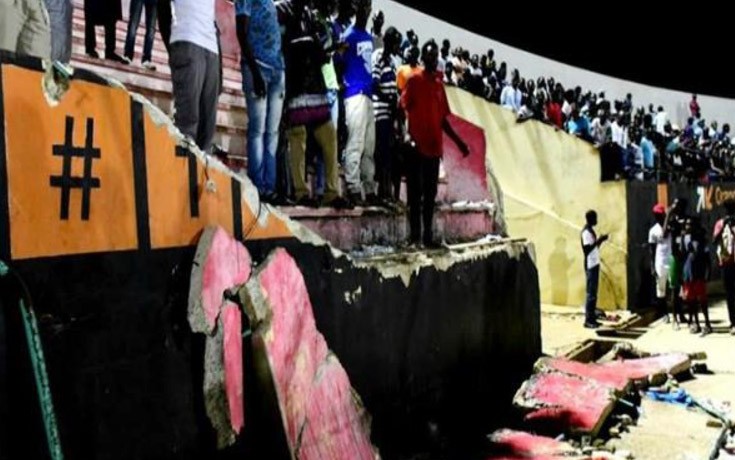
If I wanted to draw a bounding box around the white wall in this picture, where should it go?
[375,0,735,128]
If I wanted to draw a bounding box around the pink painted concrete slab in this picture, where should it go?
[443,114,491,203]
[514,372,615,436]
[245,249,376,459]
[190,226,252,334]
[537,354,691,393]
[487,429,584,459]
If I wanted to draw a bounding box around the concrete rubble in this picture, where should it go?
[485,429,628,460]
[514,352,695,438]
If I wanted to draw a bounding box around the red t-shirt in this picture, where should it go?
[546,102,563,128]
[401,69,451,158]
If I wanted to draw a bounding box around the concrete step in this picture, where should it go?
[70,3,241,70]
[69,21,243,78]
[282,204,493,250]
[70,30,243,89]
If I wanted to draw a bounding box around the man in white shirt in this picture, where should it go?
[611,115,629,149]
[500,78,521,113]
[169,0,221,153]
[581,210,609,328]
[648,203,671,319]
[654,106,668,135]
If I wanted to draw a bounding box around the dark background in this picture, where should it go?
[392,1,733,98]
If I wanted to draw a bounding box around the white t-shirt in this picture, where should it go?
[582,228,600,269]
[654,111,668,134]
[648,223,672,272]
[170,0,220,55]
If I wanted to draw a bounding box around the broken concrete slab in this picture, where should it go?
[239,248,377,460]
[537,351,692,392]
[188,226,252,334]
[535,358,632,394]
[513,372,616,437]
[188,227,252,447]
[486,429,586,459]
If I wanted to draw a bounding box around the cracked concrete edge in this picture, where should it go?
[188,227,218,335]
[203,317,237,449]
[353,239,534,288]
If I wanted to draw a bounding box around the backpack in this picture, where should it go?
[717,219,735,266]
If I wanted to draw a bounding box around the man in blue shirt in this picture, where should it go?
[235,0,286,203]
[340,0,376,204]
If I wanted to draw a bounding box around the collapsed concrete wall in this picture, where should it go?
[0,53,541,459]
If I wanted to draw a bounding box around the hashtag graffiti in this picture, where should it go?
[49,116,101,220]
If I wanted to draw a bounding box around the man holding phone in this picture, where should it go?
[581,210,609,328]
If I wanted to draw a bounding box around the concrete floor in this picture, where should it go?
[541,301,735,460]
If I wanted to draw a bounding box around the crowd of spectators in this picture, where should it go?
[4,0,735,194]
[443,45,735,183]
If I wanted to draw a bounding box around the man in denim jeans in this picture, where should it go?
[235,0,285,204]
[123,0,158,70]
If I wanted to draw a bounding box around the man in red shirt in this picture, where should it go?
[401,39,469,248]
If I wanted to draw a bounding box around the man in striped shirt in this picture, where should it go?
[372,27,402,206]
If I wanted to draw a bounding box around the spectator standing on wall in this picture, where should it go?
[370,10,384,49]
[581,210,609,329]
[654,106,668,136]
[333,0,354,38]
[401,40,469,248]
[123,0,159,70]
[500,78,521,113]
[235,0,286,203]
[44,0,72,62]
[690,94,701,119]
[0,0,51,60]
[169,0,221,153]
[372,27,402,206]
[340,0,377,204]
[157,0,172,52]
[84,0,126,63]
[281,0,352,209]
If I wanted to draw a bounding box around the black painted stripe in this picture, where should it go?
[130,100,151,251]
[231,179,243,241]
[0,66,11,260]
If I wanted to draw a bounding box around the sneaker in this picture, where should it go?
[700,326,712,337]
[85,49,100,59]
[584,321,601,329]
[141,60,157,71]
[730,326,735,336]
[690,325,701,335]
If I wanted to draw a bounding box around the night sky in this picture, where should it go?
[392,1,734,99]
